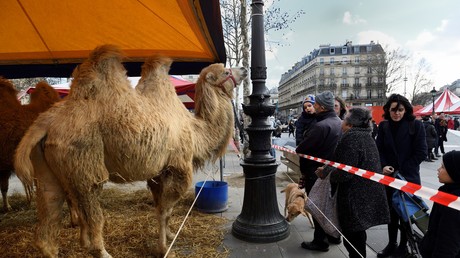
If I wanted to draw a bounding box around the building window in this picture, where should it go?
[378,89,384,98]
[355,67,360,74]
[354,77,359,85]
[367,67,372,74]
[366,45,372,52]
[330,58,334,64]
[367,77,372,85]
[320,68,324,75]
[342,57,348,64]
[342,78,347,84]
[367,89,372,99]
[342,89,347,98]
[378,77,384,83]
[354,90,360,99]
[342,47,347,54]
[330,68,335,75]
[330,48,335,54]
[355,56,360,64]
[354,46,360,53]
[342,67,347,75]
[320,58,324,64]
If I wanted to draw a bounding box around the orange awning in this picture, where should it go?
[0,0,225,78]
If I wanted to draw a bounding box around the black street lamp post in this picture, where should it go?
[231,0,290,242]
[430,87,437,115]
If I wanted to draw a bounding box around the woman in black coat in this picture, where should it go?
[321,107,390,258]
[375,94,427,257]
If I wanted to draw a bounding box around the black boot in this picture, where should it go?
[377,242,398,258]
[430,153,438,160]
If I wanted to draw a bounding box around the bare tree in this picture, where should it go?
[220,0,304,153]
[409,58,433,103]
[369,46,409,94]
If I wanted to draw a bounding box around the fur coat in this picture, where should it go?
[329,127,390,232]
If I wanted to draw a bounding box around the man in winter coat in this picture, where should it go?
[296,91,342,252]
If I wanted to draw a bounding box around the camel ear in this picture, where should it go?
[206,72,218,83]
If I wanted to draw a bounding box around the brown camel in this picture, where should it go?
[0,78,60,211]
[14,45,247,258]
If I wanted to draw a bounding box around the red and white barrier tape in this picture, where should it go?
[273,145,460,212]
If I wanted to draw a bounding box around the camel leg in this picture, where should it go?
[72,183,111,258]
[66,198,79,227]
[151,165,193,258]
[0,170,12,212]
[34,167,65,258]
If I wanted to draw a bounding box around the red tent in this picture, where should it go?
[414,88,460,116]
[19,76,196,109]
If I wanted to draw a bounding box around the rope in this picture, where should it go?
[163,164,219,257]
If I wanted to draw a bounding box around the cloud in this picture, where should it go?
[343,11,366,25]
[405,19,460,86]
[356,30,400,50]
[436,19,448,32]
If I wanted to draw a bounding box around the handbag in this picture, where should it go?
[304,173,341,238]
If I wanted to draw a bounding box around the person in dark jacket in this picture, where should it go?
[434,113,448,156]
[319,107,390,258]
[420,150,460,258]
[422,116,438,162]
[375,94,427,258]
[296,91,342,252]
[295,94,316,146]
[454,117,459,130]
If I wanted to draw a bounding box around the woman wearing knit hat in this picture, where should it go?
[295,94,316,146]
[420,150,460,257]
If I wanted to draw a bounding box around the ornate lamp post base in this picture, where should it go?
[232,162,289,242]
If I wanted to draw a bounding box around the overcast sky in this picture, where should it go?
[262,0,460,95]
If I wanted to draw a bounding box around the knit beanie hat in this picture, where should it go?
[302,94,315,105]
[443,150,460,183]
[315,91,335,111]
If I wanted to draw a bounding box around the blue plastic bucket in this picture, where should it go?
[195,181,228,213]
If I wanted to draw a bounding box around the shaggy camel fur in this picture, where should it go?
[14,45,247,258]
[0,78,60,211]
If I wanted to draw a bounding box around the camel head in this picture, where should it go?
[199,63,248,99]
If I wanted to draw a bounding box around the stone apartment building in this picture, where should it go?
[278,41,387,121]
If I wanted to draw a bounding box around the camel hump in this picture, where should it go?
[31,81,60,103]
[88,44,124,64]
[0,77,18,94]
[141,56,172,79]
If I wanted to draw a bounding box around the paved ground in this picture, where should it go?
[6,130,460,258]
